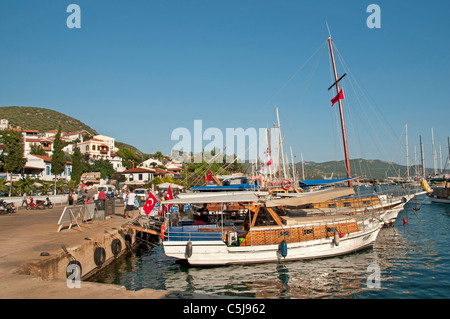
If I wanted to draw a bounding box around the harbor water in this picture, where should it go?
[89,194,450,298]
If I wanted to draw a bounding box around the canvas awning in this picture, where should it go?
[298,177,356,187]
[265,187,355,208]
[163,191,264,205]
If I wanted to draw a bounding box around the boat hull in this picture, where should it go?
[163,226,381,266]
[429,196,450,204]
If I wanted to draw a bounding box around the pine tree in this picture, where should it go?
[0,129,27,196]
[71,146,83,184]
[50,125,67,194]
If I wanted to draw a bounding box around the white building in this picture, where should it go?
[121,167,154,186]
[23,154,72,181]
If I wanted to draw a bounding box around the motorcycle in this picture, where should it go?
[26,197,46,210]
[0,199,16,214]
[42,197,54,209]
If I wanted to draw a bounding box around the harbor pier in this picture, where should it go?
[0,202,172,299]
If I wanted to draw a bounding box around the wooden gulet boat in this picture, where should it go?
[161,189,382,266]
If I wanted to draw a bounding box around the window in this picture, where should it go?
[86,145,89,151]
[138,173,143,181]
[46,165,51,176]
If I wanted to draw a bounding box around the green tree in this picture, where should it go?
[30,144,46,156]
[117,147,140,169]
[0,129,27,196]
[91,159,114,179]
[71,147,83,184]
[50,125,67,194]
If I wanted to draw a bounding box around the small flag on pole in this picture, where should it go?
[331,88,344,106]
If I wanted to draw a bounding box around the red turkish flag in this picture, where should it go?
[206,169,212,182]
[331,88,344,106]
[165,185,173,211]
[143,191,158,216]
[267,159,272,166]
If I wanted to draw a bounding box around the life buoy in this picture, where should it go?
[281,179,292,190]
[266,181,274,188]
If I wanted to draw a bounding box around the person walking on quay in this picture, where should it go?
[98,188,106,210]
[124,189,136,219]
[68,192,74,206]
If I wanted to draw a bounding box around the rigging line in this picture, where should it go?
[258,40,328,112]
[334,44,401,167]
[186,144,232,185]
[333,43,404,153]
[295,41,327,109]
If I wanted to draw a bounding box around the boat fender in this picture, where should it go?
[281,179,293,190]
[160,222,166,241]
[111,238,122,257]
[186,241,193,258]
[334,230,340,246]
[403,218,408,225]
[94,247,106,267]
[279,240,288,258]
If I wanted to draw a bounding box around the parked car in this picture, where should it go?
[134,188,148,200]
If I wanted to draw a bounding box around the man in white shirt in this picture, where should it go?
[124,189,136,219]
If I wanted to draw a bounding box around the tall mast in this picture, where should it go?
[420,135,425,177]
[431,127,437,175]
[406,123,410,177]
[327,37,352,187]
[276,107,287,179]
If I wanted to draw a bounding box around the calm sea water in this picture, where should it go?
[89,194,450,298]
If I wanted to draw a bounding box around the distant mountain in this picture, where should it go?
[296,158,436,180]
[0,106,98,134]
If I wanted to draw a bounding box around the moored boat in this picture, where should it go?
[162,188,382,266]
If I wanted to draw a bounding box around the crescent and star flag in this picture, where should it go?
[166,185,173,211]
[331,88,344,106]
[143,191,158,216]
[267,159,272,166]
[206,169,212,182]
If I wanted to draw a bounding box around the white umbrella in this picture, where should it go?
[157,182,185,189]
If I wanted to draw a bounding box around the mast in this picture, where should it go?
[406,123,410,177]
[431,127,437,175]
[327,37,352,187]
[274,123,281,180]
[266,128,273,180]
[276,107,287,179]
[420,135,425,177]
[290,146,296,182]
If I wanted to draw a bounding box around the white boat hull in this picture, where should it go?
[163,226,381,266]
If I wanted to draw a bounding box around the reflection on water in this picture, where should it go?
[89,197,450,298]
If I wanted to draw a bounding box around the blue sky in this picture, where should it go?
[0,0,449,169]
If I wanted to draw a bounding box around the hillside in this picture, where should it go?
[0,106,98,134]
[297,158,429,180]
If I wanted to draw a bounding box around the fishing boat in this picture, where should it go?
[428,178,450,204]
[162,188,382,266]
